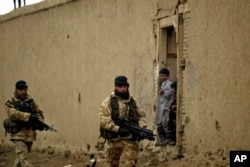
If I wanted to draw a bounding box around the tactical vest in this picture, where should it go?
[99,96,139,139]
[11,98,36,114]
[3,97,36,135]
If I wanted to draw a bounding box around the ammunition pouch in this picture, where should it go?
[3,118,22,135]
[99,127,118,139]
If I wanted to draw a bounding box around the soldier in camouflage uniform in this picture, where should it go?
[99,76,147,167]
[5,80,44,167]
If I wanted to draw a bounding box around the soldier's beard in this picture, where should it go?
[114,89,130,100]
[14,91,27,100]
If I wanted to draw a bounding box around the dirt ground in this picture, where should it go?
[0,145,187,167]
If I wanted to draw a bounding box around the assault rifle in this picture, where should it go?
[35,119,57,132]
[14,103,57,132]
[114,117,155,141]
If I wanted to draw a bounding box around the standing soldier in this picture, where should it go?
[99,75,147,167]
[4,80,44,167]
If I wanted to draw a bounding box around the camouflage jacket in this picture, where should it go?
[5,94,44,142]
[99,92,147,140]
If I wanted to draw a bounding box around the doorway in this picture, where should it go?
[155,15,184,156]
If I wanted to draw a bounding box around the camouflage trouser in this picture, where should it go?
[106,139,138,167]
[13,140,33,167]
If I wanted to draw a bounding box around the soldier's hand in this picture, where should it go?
[118,127,129,137]
[29,114,39,122]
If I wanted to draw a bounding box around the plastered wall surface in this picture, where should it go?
[183,0,250,159]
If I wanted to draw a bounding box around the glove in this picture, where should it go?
[118,127,130,137]
[29,114,39,122]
